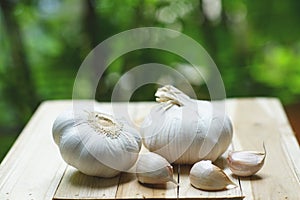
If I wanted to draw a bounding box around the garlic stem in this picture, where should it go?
[87,112,123,139]
[155,85,191,109]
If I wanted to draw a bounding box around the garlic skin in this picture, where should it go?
[52,109,141,178]
[189,160,236,191]
[136,152,177,185]
[227,146,266,177]
[140,85,233,164]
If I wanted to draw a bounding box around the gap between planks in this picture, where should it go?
[54,153,244,199]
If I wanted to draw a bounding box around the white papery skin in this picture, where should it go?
[189,160,236,191]
[140,85,233,164]
[52,109,141,177]
[227,148,266,176]
[136,152,177,184]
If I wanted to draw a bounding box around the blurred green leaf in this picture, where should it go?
[1,0,300,160]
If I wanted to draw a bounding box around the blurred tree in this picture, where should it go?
[0,0,38,127]
[1,0,300,160]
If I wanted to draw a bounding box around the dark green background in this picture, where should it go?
[1,0,300,161]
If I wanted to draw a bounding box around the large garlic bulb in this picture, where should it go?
[52,108,141,177]
[140,85,233,164]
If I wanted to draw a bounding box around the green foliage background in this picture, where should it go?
[1,0,300,161]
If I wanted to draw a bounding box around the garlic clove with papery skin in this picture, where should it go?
[136,152,177,185]
[189,160,237,191]
[227,144,266,177]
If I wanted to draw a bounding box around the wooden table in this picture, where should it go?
[0,98,299,199]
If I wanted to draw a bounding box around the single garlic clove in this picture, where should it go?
[189,160,237,191]
[136,152,177,185]
[227,145,266,177]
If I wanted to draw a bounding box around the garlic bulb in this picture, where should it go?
[136,152,177,185]
[52,108,141,177]
[140,85,233,164]
[189,160,236,191]
[227,145,266,177]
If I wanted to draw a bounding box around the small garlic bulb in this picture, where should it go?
[52,108,141,177]
[136,152,177,185]
[189,160,236,191]
[141,85,233,164]
[227,145,266,177]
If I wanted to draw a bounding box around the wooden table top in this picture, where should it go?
[0,98,299,199]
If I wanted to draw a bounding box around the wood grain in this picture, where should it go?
[0,98,299,200]
[54,166,120,199]
[178,165,243,199]
[226,98,300,200]
[116,166,178,199]
[0,101,69,200]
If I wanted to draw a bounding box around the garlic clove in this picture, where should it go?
[227,144,266,177]
[189,160,237,191]
[136,152,177,185]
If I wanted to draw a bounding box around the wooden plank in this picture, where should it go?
[54,166,120,199]
[116,165,178,199]
[1,99,299,200]
[0,101,71,200]
[270,99,300,181]
[178,151,243,199]
[226,98,300,200]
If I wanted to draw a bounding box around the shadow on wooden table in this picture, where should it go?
[232,174,264,182]
[68,170,124,188]
[213,156,229,170]
[119,171,178,190]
